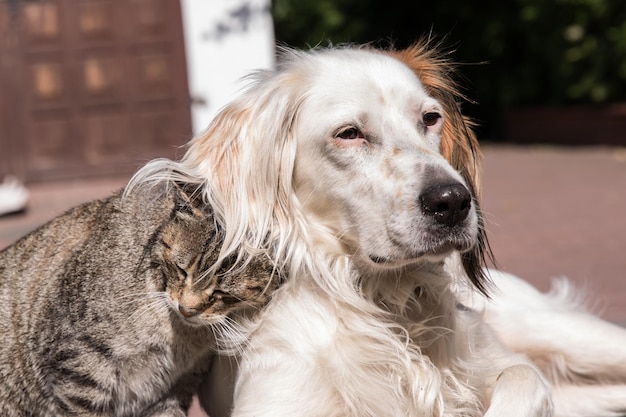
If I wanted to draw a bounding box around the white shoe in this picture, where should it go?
[0,177,29,216]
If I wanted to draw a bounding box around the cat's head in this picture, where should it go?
[153,187,280,328]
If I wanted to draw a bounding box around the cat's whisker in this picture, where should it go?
[124,293,170,326]
[114,291,164,307]
[196,269,215,285]
[210,317,250,356]
[124,305,154,328]
[233,298,264,310]
[119,293,165,315]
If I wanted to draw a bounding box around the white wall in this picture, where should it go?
[180,0,275,134]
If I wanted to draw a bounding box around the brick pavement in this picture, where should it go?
[480,145,626,325]
[0,176,128,249]
[1,144,625,417]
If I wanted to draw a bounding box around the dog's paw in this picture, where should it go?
[484,364,553,417]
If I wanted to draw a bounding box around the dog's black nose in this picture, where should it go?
[419,183,472,227]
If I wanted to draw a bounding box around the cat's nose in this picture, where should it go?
[178,304,199,318]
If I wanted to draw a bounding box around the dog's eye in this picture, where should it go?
[336,127,364,140]
[422,112,442,127]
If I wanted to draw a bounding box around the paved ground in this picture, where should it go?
[480,145,626,325]
[1,144,625,416]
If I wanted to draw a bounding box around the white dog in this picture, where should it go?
[133,43,626,417]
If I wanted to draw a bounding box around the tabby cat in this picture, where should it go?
[0,182,280,417]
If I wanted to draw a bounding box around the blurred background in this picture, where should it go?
[273,0,626,143]
[3,0,625,178]
[1,2,625,415]
[1,0,625,320]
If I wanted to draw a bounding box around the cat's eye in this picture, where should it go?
[212,290,239,304]
[175,264,188,278]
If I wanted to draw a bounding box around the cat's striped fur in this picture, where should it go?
[0,182,280,417]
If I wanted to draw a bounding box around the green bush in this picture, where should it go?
[272,0,626,138]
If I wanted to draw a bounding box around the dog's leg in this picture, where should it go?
[473,270,626,383]
[456,307,552,417]
[463,270,626,416]
[484,364,553,417]
[504,311,626,382]
[552,384,626,417]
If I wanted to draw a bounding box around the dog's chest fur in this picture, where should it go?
[233,264,483,417]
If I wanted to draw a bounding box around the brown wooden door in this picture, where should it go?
[0,0,192,182]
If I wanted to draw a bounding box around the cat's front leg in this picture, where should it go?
[140,398,188,417]
[144,364,209,417]
[484,364,553,417]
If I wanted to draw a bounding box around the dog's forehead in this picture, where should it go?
[309,49,431,101]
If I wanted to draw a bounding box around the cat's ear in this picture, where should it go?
[169,182,206,221]
[167,182,190,216]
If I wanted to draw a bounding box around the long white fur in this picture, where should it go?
[128,46,626,417]
[460,269,626,417]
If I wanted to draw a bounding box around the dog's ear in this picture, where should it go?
[180,67,305,271]
[389,41,493,295]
